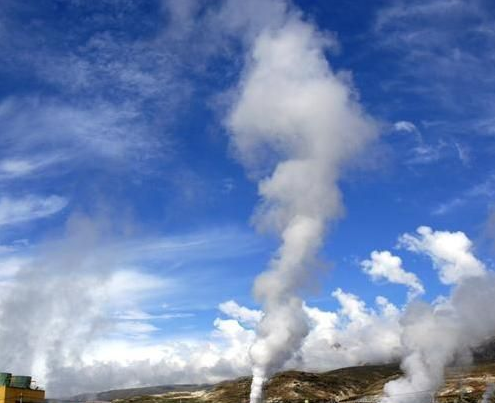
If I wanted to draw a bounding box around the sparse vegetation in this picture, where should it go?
[91,362,495,403]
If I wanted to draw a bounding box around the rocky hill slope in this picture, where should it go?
[75,362,495,403]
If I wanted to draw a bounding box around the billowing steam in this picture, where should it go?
[380,228,495,403]
[228,16,378,403]
[0,215,117,391]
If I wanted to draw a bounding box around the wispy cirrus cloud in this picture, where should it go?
[391,120,467,166]
[0,195,68,226]
[432,172,495,215]
[0,1,191,180]
[0,154,68,181]
[0,97,160,166]
[0,0,298,185]
[374,0,495,119]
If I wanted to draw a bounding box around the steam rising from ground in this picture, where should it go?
[0,215,173,396]
[0,215,116,391]
[228,15,377,403]
[0,1,493,400]
[0,217,492,400]
[380,228,495,403]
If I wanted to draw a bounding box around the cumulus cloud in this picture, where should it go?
[43,316,256,397]
[218,300,263,328]
[45,290,402,397]
[0,195,67,226]
[300,291,402,372]
[361,250,424,300]
[399,226,486,285]
[332,288,373,327]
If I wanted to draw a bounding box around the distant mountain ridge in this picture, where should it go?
[52,384,211,403]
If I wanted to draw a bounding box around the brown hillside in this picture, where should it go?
[108,363,495,403]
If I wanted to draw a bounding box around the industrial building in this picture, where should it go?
[0,373,44,403]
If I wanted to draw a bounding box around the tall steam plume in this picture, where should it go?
[228,17,378,403]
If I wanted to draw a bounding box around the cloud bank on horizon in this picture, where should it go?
[0,0,494,400]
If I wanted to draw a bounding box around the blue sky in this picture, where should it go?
[0,0,495,397]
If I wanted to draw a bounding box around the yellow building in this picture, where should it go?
[0,374,44,403]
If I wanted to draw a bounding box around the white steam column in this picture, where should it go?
[227,16,378,403]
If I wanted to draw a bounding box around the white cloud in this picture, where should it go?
[113,321,160,340]
[299,291,402,372]
[376,295,400,318]
[432,173,495,215]
[0,256,30,279]
[391,120,450,166]
[408,143,442,165]
[332,288,372,327]
[129,226,263,262]
[361,250,424,299]
[303,303,339,333]
[374,0,495,138]
[454,142,470,166]
[0,214,180,395]
[0,154,67,180]
[0,195,67,226]
[218,300,262,328]
[0,159,36,176]
[0,215,269,396]
[0,97,156,163]
[113,308,192,321]
[393,121,418,133]
[399,226,486,285]
[52,294,401,396]
[375,0,474,33]
[104,270,172,306]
